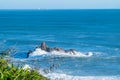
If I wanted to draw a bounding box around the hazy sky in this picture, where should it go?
[0,0,120,9]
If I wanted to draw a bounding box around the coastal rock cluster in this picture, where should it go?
[27,42,77,58]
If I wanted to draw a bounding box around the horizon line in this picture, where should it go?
[0,8,120,10]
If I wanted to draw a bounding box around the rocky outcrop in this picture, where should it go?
[40,42,67,53]
[41,42,48,51]
[40,42,53,52]
[27,42,77,58]
[26,50,33,58]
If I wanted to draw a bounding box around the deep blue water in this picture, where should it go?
[0,10,120,79]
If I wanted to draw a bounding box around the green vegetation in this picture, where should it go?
[0,57,48,80]
[0,48,48,80]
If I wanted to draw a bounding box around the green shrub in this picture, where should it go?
[0,57,48,80]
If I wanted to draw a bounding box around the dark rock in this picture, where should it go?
[65,49,76,55]
[40,42,54,52]
[53,47,64,52]
[69,49,76,52]
[26,50,33,58]
[27,42,78,58]
[53,47,59,51]
[65,50,69,53]
[41,42,49,51]
[46,47,52,52]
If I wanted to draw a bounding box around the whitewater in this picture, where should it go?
[0,10,120,80]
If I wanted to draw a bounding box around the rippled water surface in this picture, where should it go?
[0,10,120,80]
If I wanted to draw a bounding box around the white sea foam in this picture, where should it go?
[13,62,120,80]
[23,64,31,70]
[29,48,47,56]
[29,48,93,57]
[114,48,119,51]
[39,71,120,80]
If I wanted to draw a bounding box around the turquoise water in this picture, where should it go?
[0,10,120,79]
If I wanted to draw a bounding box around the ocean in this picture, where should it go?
[0,9,120,80]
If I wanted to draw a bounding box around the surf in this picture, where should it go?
[28,42,93,58]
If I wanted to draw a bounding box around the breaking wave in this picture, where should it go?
[29,48,93,58]
[45,74,120,80]
[18,64,120,80]
[38,69,120,80]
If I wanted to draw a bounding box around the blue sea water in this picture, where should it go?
[0,9,120,79]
